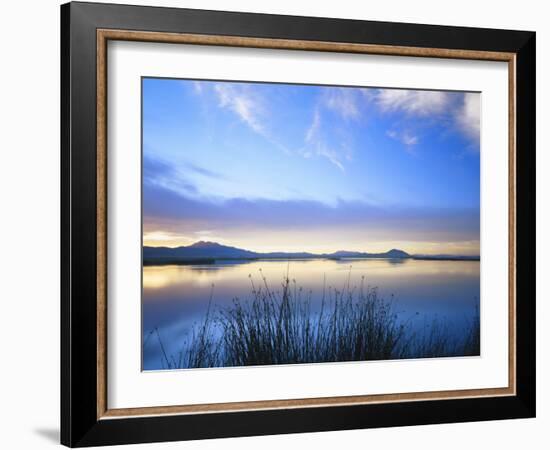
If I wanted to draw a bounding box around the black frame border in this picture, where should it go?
[61,2,535,447]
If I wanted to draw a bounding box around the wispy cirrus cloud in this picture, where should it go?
[303,109,350,172]
[375,89,450,116]
[192,81,203,94]
[299,87,363,171]
[374,88,480,148]
[194,81,294,155]
[213,83,266,135]
[305,108,321,144]
[387,130,419,149]
[323,88,361,120]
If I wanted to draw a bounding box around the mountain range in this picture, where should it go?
[143,241,419,264]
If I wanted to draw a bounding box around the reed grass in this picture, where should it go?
[146,270,480,369]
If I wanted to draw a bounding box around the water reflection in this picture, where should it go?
[143,259,480,370]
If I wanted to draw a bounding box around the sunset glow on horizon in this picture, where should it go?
[142,232,480,256]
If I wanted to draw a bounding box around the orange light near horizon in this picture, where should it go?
[142,231,480,256]
[142,231,193,249]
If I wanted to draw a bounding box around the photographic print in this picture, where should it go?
[62,6,535,444]
[142,78,481,371]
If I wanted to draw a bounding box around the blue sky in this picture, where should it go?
[142,78,480,255]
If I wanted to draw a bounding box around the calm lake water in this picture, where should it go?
[142,258,480,370]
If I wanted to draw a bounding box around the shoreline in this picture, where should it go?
[143,255,480,266]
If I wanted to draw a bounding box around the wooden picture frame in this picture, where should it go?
[61,1,535,447]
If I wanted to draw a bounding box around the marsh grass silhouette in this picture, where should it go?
[147,269,480,369]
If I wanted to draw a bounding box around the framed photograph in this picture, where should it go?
[61,2,536,447]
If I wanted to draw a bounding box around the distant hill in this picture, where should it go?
[330,249,410,259]
[143,241,414,264]
[143,241,259,261]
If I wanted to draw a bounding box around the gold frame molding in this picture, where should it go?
[96,29,517,420]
